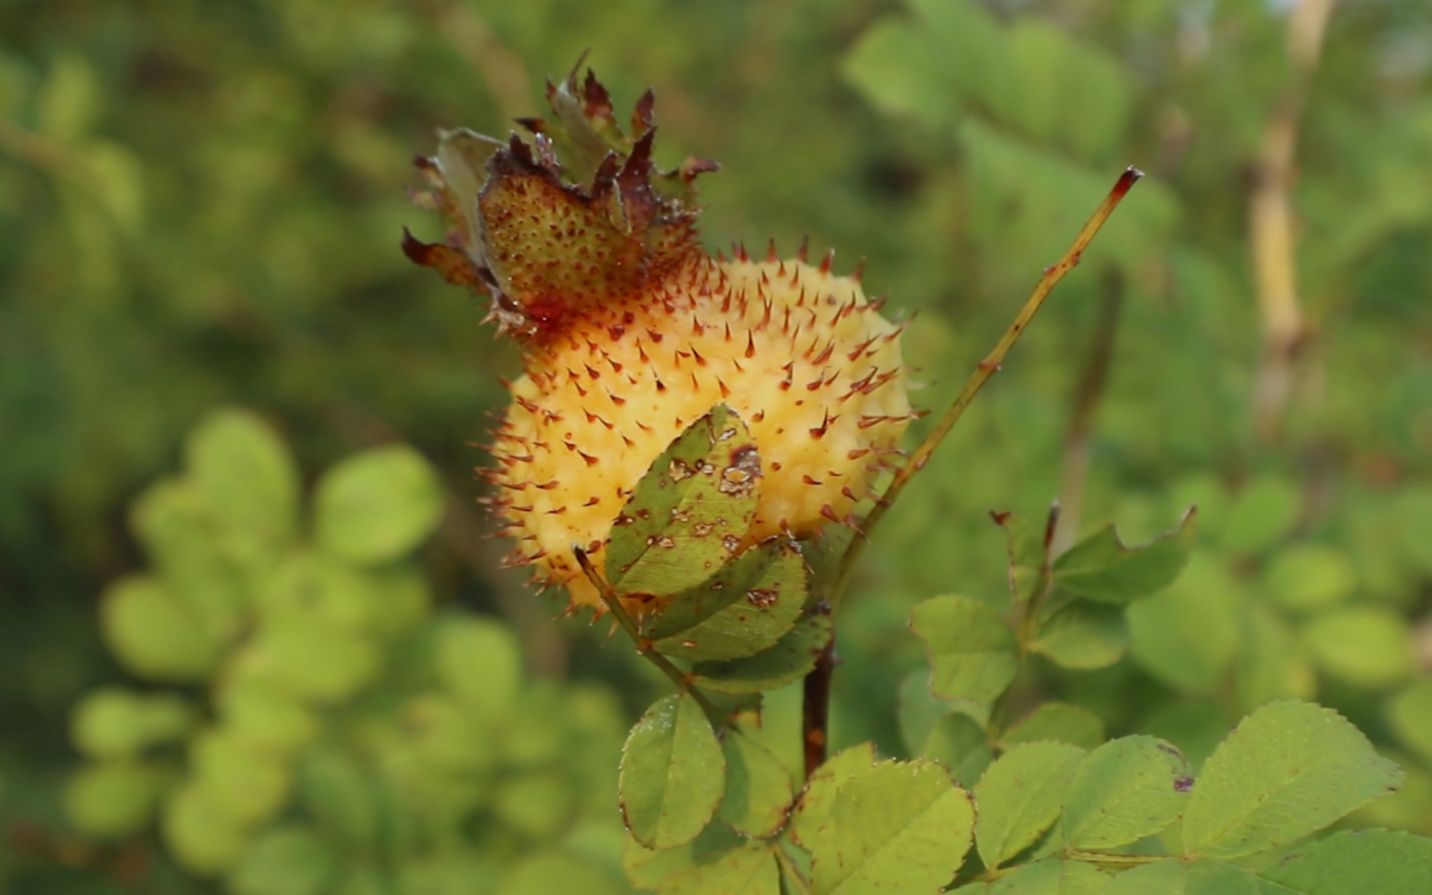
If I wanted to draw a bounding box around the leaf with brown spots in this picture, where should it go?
[606,405,760,598]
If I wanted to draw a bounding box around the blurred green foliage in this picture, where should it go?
[3,0,1431,891]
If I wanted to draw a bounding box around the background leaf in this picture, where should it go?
[314,445,444,565]
[911,596,1018,704]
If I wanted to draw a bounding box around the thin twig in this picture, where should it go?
[828,166,1145,610]
[799,168,1145,775]
[573,546,722,718]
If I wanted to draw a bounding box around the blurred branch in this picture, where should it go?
[1249,0,1336,441]
[1052,275,1123,555]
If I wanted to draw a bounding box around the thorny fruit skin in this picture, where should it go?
[407,67,912,610]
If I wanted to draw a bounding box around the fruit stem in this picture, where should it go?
[572,546,722,719]
[801,166,1143,774]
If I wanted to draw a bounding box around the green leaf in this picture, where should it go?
[186,408,299,551]
[217,682,318,756]
[650,538,807,663]
[1104,861,1262,894]
[298,748,379,845]
[314,445,444,564]
[606,405,761,597]
[921,712,994,787]
[1059,736,1190,850]
[1126,555,1239,694]
[1302,607,1413,688]
[807,760,974,895]
[910,596,1018,704]
[790,742,877,848]
[238,620,380,703]
[993,510,1049,603]
[718,730,795,838]
[101,576,219,682]
[434,617,523,723]
[162,783,250,874]
[64,761,166,838]
[1261,828,1432,894]
[1263,544,1356,613]
[959,859,1112,893]
[1000,704,1105,750]
[1220,476,1299,555]
[228,825,336,895]
[1051,507,1196,604]
[623,821,742,890]
[693,608,831,694]
[1388,678,1432,763]
[1029,600,1125,670]
[660,843,782,895]
[620,694,727,849]
[1236,605,1315,711]
[975,742,1086,869]
[71,687,193,759]
[1182,700,1404,859]
[189,730,292,826]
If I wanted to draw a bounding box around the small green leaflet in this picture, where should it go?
[648,538,807,663]
[1181,700,1404,860]
[790,743,877,849]
[313,445,444,565]
[806,759,974,895]
[1029,599,1125,670]
[999,703,1104,751]
[619,694,726,849]
[1059,735,1190,851]
[1051,507,1196,604]
[606,405,762,598]
[975,742,1086,870]
[717,730,795,839]
[910,596,1018,704]
[1103,861,1260,894]
[692,608,832,695]
[1261,828,1432,894]
[954,859,1111,893]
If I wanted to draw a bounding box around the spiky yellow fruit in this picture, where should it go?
[407,68,912,610]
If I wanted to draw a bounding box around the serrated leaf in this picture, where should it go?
[1029,599,1125,670]
[958,859,1112,894]
[314,445,444,564]
[693,608,831,694]
[620,694,726,849]
[1302,606,1413,688]
[808,760,974,895]
[921,712,993,787]
[1182,701,1404,859]
[1261,828,1432,894]
[791,742,877,848]
[718,731,794,838]
[186,408,299,551]
[910,596,1018,704]
[1000,704,1104,751]
[975,742,1086,869]
[1060,736,1190,850]
[606,405,761,598]
[1388,679,1432,763]
[650,538,806,663]
[1051,507,1195,604]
